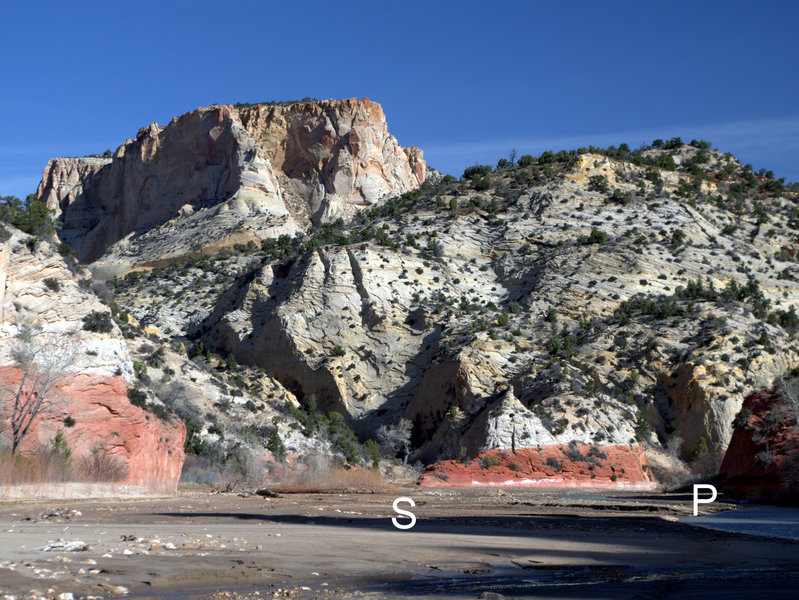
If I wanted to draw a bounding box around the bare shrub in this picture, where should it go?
[180,441,266,491]
[265,452,386,491]
[2,323,78,454]
[78,445,128,482]
[377,418,412,463]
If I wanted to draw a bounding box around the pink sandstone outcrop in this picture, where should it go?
[0,226,185,492]
[0,368,185,492]
[418,444,655,489]
[238,98,425,223]
[720,390,799,503]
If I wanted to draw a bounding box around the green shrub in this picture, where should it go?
[82,311,113,333]
[733,407,752,429]
[545,457,563,472]
[0,194,59,237]
[578,229,607,245]
[365,439,380,469]
[43,277,60,292]
[127,387,148,408]
[266,428,287,462]
[634,406,653,438]
[691,436,709,460]
[462,165,492,180]
[49,428,72,463]
[480,455,500,469]
[473,175,490,191]
[588,175,610,194]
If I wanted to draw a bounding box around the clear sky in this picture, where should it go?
[2,1,798,198]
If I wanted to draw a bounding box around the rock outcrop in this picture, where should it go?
[0,227,185,491]
[201,149,799,471]
[720,390,799,503]
[418,444,654,489]
[37,99,425,273]
[40,105,293,268]
[38,125,799,487]
[37,156,111,219]
[238,98,425,223]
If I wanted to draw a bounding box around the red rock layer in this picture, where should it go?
[0,367,185,492]
[418,444,655,489]
[720,390,799,503]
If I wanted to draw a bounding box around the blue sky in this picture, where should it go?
[2,1,797,197]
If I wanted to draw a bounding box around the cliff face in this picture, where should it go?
[37,156,111,219]
[40,105,293,267]
[0,227,185,491]
[195,147,799,480]
[720,390,799,503]
[32,112,799,491]
[37,99,425,271]
[238,98,426,223]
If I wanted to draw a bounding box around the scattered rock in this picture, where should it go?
[35,541,88,552]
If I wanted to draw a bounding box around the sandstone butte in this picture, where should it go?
[36,98,426,267]
[720,390,799,503]
[418,444,655,489]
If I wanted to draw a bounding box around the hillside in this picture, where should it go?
[6,101,799,492]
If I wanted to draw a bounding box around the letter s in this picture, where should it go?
[392,496,416,530]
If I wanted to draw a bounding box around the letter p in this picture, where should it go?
[693,484,717,516]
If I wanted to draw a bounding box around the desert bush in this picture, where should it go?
[79,445,128,482]
[545,457,563,472]
[480,455,500,469]
[43,277,60,292]
[82,311,113,333]
[359,439,377,470]
[266,427,287,462]
[578,229,607,245]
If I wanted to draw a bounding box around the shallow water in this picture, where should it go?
[684,506,799,540]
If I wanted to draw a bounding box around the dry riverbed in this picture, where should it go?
[1,487,798,599]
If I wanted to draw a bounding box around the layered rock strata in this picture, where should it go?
[418,444,654,489]
[0,227,185,491]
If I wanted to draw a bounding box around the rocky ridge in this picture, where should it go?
[237,98,425,223]
[199,147,799,474]
[33,118,799,489]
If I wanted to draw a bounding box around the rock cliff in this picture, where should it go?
[238,98,425,223]
[37,99,425,273]
[720,389,799,503]
[201,148,799,474]
[37,156,111,219]
[40,105,293,269]
[0,227,185,491]
[33,123,799,491]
